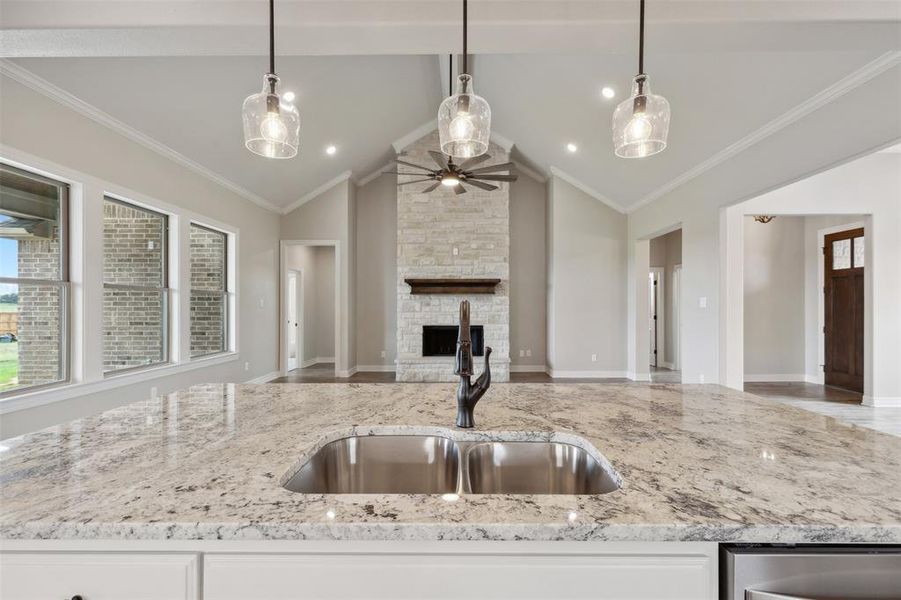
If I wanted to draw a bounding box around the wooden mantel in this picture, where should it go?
[404,278,501,295]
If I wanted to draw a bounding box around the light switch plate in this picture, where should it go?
[698,296,707,308]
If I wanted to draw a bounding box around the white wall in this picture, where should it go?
[0,74,280,439]
[509,173,547,369]
[742,216,806,378]
[547,176,627,376]
[354,173,397,369]
[280,177,356,376]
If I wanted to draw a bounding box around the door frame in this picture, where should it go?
[280,240,341,377]
[286,268,303,371]
[649,267,665,368]
[822,224,866,392]
[672,264,682,371]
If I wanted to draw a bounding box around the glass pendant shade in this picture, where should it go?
[438,74,491,159]
[243,74,300,159]
[612,74,670,158]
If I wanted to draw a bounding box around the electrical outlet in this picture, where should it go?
[699,374,705,383]
[259,297,265,308]
[244,361,250,371]
[150,386,158,399]
[526,349,532,357]
[591,354,597,362]
[452,246,459,256]
[519,350,525,357]
[380,350,386,358]
[698,296,707,309]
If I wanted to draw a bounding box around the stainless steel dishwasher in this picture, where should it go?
[721,545,901,599]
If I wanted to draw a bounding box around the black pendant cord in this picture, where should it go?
[449,54,453,95]
[462,0,468,75]
[267,0,277,95]
[637,0,645,94]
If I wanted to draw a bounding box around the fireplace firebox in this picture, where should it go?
[422,325,484,357]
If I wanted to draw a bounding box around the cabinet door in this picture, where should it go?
[0,552,200,600]
[205,552,714,599]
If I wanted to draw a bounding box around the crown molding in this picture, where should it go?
[548,166,626,213]
[392,121,438,154]
[628,50,901,214]
[512,160,547,183]
[356,162,395,187]
[282,170,353,215]
[0,59,283,215]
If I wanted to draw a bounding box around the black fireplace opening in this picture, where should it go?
[423,325,484,357]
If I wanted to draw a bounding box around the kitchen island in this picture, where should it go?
[2,382,900,598]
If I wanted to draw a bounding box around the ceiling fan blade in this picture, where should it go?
[464,179,499,191]
[385,171,429,176]
[465,162,515,175]
[395,159,435,173]
[398,178,437,186]
[421,182,441,193]
[457,154,491,170]
[428,150,449,170]
[474,174,518,182]
[453,184,467,195]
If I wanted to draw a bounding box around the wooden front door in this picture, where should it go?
[824,228,864,392]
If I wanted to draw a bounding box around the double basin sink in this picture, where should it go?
[282,435,621,496]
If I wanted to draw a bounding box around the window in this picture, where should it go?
[0,163,69,395]
[102,197,169,373]
[190,223,229,357]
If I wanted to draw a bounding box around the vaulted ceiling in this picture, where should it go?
[2,1,900,213]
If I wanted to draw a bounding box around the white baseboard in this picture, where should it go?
[744,374,808,383]
[548,369,628,379]
[804,374,825,385]
[627,371,651,382]
[862,395,901,408]
[245,371,280,384]
[510,365,548,373]
[337,367,357,378]
[355,365,395,372]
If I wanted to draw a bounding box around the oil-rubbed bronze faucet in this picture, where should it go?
[454,299,491,428]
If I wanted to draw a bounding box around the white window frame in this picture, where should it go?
[101,194,172,376]
[0,162,71,397]
[0,145,241,415]
[189,221,236,360]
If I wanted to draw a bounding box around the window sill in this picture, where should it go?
[0,353,239,416]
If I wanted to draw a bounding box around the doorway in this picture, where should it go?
[286,269,303,371]
[648,268,664,368]
[824,227,865,393]
[647,228,682,383]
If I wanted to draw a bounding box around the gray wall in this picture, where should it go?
[547,176,627,374]
[509,173,547,368]
[354,173,397,368]
[743,216,806,376]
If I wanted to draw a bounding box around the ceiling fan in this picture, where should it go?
[390,151,517,194]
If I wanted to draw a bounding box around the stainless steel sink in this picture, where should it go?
[466,441,620,495]
[283,435,460,494]
[282,434,620,495]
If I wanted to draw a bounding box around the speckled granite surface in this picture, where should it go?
[1,383,899,542]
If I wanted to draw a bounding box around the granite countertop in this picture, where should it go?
[1,383,900,542]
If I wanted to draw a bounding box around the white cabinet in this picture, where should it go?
[204,548,715,600]
[0,552,200,600]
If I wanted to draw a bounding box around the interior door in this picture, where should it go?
[287,271,299,371]
[648,271,659,367]
[824,228,864,393]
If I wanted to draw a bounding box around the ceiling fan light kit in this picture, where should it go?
[612,0,671,159]
[242,0,300,159]
[438,0,492,160]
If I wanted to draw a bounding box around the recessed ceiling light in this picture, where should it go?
[566,143,578,153]
[283,91,295,102]
[325,145,337,156]
[601,86,616,99]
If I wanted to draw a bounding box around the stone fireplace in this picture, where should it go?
[395,130,510,382]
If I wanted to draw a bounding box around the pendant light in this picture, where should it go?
[438,0,491,159]
[242,0,300,159]
[612,0,670,159]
